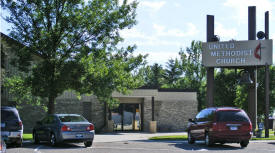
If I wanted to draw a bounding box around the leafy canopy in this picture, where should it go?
[1,0,146,113]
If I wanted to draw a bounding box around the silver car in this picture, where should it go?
[33,114,94,147]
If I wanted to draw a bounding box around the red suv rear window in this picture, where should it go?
[216,111,249,122]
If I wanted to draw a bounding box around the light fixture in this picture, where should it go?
[211,35,220,42]
[257,31,266,40]
[237,70,253,84]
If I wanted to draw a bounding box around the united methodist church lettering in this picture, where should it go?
[210,49,252,65]
[202,40,273,67]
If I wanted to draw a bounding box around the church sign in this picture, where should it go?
[202,40,273,67]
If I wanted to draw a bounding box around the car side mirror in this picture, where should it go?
[188,119,194,122]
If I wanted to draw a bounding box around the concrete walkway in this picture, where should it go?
[94,132,187,142]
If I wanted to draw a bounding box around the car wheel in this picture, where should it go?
[240,140,249,148]
[33,131,40,144]
[84,141,93,147]
[50,133,57,146]
[188,131,195,144]
[205,133,213,146]
[16,138,23,147]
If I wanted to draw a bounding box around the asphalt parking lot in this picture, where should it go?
[4,132,275,153]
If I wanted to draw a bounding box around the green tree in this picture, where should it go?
[233,66,275,117]
[3,73,47,109]
[255,66,275,117]
[214,69,237,107]
[143,63,165,88]
[179,40,206,110]
[163,58,182,88]
[1,0,145,114]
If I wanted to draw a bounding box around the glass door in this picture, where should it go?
[112,103,141,131]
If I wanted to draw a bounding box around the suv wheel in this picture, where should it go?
[240,140,249,148]
[50,133,57,146]
[188,131,195,144]
[33,132,40,144]
[205,133,213,146]
[84,141,93,147]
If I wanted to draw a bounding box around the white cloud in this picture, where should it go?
[120,28,150,40]
[134,50,180,65]
[224,0,274,24]
[118,0,136,5]
[173,2,181,8]
[120,27,182,48]
[215,22,238,40]
[153,23,199,37]
[140,1,166,12]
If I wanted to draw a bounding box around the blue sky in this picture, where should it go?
[1,0,275,66]
[119,0,275,65]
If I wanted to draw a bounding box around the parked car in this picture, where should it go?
[187,107,252,147]
[33,114,94,147]
[1,106,23,147]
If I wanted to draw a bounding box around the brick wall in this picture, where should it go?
[143,92,198,132]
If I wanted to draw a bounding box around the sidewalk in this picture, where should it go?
[94,132,187,142]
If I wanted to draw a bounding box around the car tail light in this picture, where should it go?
[61,125,71,131]
[18,121,23,127]
[86,124,94,131]
[249,123,252,131]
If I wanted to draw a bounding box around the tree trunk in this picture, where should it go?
[48,96,55,114]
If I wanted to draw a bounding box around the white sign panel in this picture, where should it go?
[202,40,273,67]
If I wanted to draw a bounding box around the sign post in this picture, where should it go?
[206,15,215,107]
[203,6,273,136]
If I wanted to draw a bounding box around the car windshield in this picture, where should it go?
[58,115,87,122]
[217,111,249,122]
[1,109,18,121]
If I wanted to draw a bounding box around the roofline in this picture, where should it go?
[1,32,44,59]
[138,86,197,92]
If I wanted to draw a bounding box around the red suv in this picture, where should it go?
[187,107,252,147]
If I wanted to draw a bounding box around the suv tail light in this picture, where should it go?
[249,123,252,131]
[61,125,71,131]
[86,124,94,131]
[212,122,218,131]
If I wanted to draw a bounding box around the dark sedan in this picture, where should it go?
[33,114,94,147]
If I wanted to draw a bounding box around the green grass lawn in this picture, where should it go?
[149,130,275,141]
[251,129,275,140]
[149,135,188,140]
[23,133,33,140]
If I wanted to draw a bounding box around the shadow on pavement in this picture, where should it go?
[9,141,89,150]
[173,142,243,151]
[6,141,39,149]
[133,140,244,151]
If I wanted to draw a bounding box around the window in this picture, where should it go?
[58,115,87,122]
[217,111,249,122]
[47,116,56,124]
[1,109,19,121]
[196,109,214,122]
